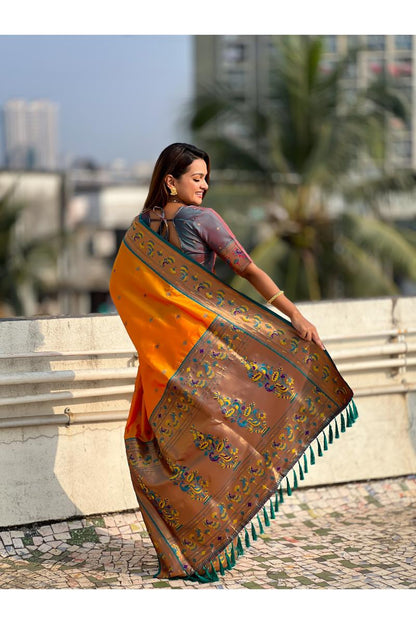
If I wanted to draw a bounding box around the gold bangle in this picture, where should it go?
[267,291,284,305]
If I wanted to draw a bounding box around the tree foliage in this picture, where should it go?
[190,35,416,301]
[0,185,61,316]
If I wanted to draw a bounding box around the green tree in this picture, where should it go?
[0,185,61,316]
[190,35,416,301]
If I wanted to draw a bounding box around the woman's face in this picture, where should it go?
[167,158,209,206]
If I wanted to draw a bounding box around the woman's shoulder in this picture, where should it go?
[141,205,220,223]
[177,205,219,220]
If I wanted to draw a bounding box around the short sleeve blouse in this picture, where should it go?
[142,205,252,275]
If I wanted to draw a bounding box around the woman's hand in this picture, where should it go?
[290,310,325,350]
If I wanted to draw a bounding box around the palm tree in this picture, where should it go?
[189,35,416,302]
[0,184,62,316]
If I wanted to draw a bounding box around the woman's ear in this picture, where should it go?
[164,174,175,188]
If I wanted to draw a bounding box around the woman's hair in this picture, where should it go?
[142,143,210,212]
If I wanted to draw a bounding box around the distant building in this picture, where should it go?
[3,99,59,170]
[0,165,147,317]
[194,35,416,169]
[64,184,147,314]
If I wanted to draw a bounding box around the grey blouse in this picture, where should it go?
[141,205,252,275]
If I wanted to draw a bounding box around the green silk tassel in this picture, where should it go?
[263,506,270,527]
[257,514,264,534]
[346,409,352,428]
[286,476,292,496]
[210,562,219,581]
[328,423,334,444]
[274,492,279,512]
[323,431,328,451]
[274,493,279,513]
[317,438,323,457]
[245,528,250,548]
[293,470,298,490]
[298,461,304,481]
[352,399,359,421]
[335,419,340,439]
[279,485,284,503]
[218,556,225,576]
[340,413,346,433]
[225,549,232,570]
[304,453,308,473]
[251,522,258,541]
[237,535,244,556]
[310,445,315,465]
[270,498,276,519]
[230,544,236,566]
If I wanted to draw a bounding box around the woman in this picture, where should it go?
[109,143,356,582]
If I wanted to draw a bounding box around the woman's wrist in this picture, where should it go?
[269,293,299,321]
[266,290,284,305]
[288,308,303,321]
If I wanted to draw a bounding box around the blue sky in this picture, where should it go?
[0,35,193,167]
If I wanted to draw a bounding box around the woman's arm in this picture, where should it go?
[240,262,325,350]
[197,208,324,349]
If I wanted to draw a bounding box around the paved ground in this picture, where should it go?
[1,475,415,590]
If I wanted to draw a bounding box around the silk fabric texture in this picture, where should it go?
[109,213,354,579]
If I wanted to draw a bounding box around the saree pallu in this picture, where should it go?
[109,215,356,582]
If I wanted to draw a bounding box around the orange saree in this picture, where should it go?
[109,214,356,582]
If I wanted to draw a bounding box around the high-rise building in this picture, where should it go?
[194,35,416,169]
[3,99,59,170]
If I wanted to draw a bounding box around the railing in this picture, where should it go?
[1,303,415,526]
[1,326,415,429]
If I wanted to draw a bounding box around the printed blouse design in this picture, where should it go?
[142,205,252,275]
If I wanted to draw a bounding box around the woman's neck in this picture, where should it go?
[163,200,185,212]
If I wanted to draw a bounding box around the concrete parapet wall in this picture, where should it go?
[297,297,416,486]
[0,297,415,527]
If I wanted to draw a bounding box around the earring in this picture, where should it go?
[170,187,178,196]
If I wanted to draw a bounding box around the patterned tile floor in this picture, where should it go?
[0,475,415,590]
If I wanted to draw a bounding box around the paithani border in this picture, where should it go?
[126,315,346,573]
[123,215,353,413]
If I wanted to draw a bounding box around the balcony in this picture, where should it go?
[1,296,415,528]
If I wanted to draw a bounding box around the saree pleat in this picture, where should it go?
[109,215,355,581]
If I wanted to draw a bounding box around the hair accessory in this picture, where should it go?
[266,291,284,305]
[170,187,178,196]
